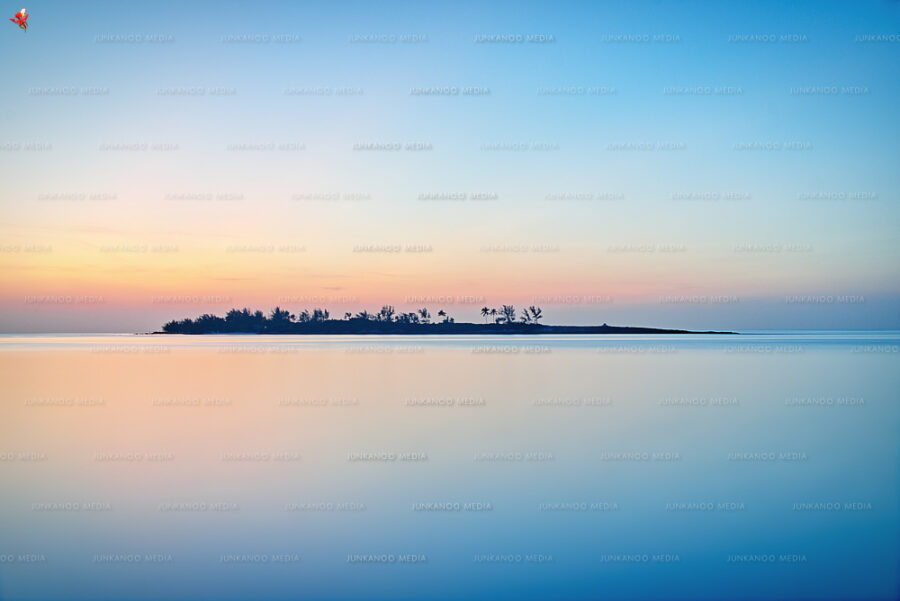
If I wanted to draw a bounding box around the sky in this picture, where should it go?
[0,0,898,332]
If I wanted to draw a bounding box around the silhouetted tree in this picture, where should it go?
[396,312,420,324]
[270,306,293,322]
[225,308,258,332]
[501,305,516,324]
[195,313,226,333]
[418,308,431,324]
[267,307,294,332]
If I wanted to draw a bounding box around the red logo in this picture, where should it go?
[10,8,27,31]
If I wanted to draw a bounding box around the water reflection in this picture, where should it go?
[1,333,897,600]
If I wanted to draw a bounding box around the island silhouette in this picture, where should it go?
[157,305,735,335]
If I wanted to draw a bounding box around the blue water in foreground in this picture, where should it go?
[0,332,897,600]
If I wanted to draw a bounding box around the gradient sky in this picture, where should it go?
[1,0,899,332]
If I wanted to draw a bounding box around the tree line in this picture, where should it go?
[161,305,545,334]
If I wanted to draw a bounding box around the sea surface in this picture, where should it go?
[1,332,898,601]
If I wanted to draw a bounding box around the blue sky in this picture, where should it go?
[0,0,898,331]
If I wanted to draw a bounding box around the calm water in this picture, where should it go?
[1,332,898,601]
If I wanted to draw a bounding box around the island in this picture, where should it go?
[155,305,736,335]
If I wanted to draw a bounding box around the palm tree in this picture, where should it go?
[418,308,431,324]
[528,306,543,323]
[481,306,490,323]
[490,308,498,323]
[437,309,446,323]
[354,310,372,321]
[344,312,352,320]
